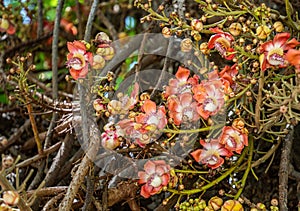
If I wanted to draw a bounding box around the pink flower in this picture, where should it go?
[208,64,239,94]
[108,83,139,115]
[138,160,171,198]
[192,80,225,120]
[66,40,93,80]
[219,126,248,154]
[136,100,167,131]
[167,93,200,125]
[259,32,300,71]
[164,66,199,99]
[101,123,123,150]
[207,28,235,60]
[191,139,233,169]
[134,100,167,147]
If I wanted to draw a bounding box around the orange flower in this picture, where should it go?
[259,32,300,71]
[66,40,93,80]
[219,126,248,154]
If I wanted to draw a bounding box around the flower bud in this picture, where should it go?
[200,42,209,55]
[92,55,106,70]
[273,21,284,32]
[96,46,115,60]
[229,23,242,36]
[191,19,203,31]
[95,32,111,46]
[208,196,223,210]
[256,25,271,40]
[0,18,9,30]
[2,155,14,169]
[221,200,243,211]
[3,190,19,206]
[93,99,105,112]
[162,27,172,38]
[180,38,193,52]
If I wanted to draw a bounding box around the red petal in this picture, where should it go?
[161,174,170,186]
[175,66,190,82]
[140,185,151,198]
[285,38,300,50]
[207,34,220,49]
[142,100,156,114]
[180,93,193,107]
[273,32,290,47]
[286,49,300,66]
[190,149,203,162]
[208,157,224,169]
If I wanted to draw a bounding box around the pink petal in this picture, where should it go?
[180,93,193,107]
[138,171,149,184]
[144,160,156,174]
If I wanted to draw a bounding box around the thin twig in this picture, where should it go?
[42,192,65,211]
[16,141,62,168]
[44,0,65,150]
[97,10,118,40]
[27,186,68,198]
[37,0,44,37]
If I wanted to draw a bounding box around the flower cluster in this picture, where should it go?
[191,119,248,169]
[165,65,237,124]
[66,32,115,80]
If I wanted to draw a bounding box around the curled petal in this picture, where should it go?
[175,66,190,82]
[142,100,157,114]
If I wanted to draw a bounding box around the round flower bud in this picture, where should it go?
[180,38,193,52]
[95,32,111,44]
[273,21,284,32]
[221,200,244,211]
[191,19,203,31]
[3,191,19,206]
[2,155,14,169]
[96,46,114,60]
[208,196,223,210]
[256,25,271,40]
[162,27,172,38]
[229,22,242,36]
[93,99,105,112]
[0,18,9,30]
[200,42,209,55]
[92,55,105,70]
